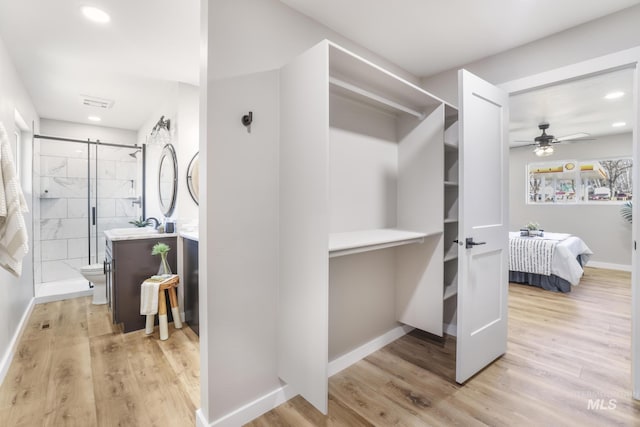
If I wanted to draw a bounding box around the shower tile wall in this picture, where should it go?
[36,140,141,284]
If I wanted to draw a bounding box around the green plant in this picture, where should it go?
[151,242,171,256]
[152,242,171,275]
[526,222,540,230]
[129,217,149,228]
[621,201,632,224]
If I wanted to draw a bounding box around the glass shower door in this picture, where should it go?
[92,144,142,264]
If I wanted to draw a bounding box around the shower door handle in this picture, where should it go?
[92,207,96,226]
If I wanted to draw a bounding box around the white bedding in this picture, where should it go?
[509,232,593,285]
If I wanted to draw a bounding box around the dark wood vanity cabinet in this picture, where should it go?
[183,238,199,335]
[105,235,177,333]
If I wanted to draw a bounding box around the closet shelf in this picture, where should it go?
[443,287,458,300]
[444,181,458,187]
[444,253,458,262]
[444,142,458,151]
[444,218,458,224]
[444,275,458,301]
[329,77,425,119]
[329,228,440,258]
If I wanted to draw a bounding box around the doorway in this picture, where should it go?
[33,134,145,300]
[500,50,640,399]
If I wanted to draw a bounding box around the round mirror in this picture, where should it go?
[186,152,199,205]
[158,144,177,216]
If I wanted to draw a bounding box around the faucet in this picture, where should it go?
[145,217,160,229]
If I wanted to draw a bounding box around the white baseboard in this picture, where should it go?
[0,297,35,386]
[196,409,209,427]
[200,383,297,427]
[196,325,414,427]
[34,289,93,304]
[443,322,457,337]
[586,261,632,272]
[328,324,414,377]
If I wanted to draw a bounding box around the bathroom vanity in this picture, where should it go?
[181,230,199,335]
[104,229,177,333]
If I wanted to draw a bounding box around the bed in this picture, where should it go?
[509,232,593,292]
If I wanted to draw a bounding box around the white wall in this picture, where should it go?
[176,83,200,224]
[421,4,640,104]
[138,82,179,222]
[510,133,633,266]
[39,119,138,146]
[0,35,39,383]
[138,82,199,225]
[200,0,426,424]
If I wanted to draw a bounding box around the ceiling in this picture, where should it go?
[280,0,640,77]
[509,68,634,148]
[0,0,637,131]
[0,0,199,130]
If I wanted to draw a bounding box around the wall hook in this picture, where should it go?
[242,111,253,133]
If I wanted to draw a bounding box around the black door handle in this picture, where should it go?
[466,237,487,249]
[92,206,96,226]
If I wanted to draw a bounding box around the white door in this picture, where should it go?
[456,70,509,383]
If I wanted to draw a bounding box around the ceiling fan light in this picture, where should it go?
[604,91,625,100]
[534,146,554,157]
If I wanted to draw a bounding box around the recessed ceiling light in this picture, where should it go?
[81,6,110,24]
[88,116,101,122]
[612,122,626,128]
[604,91,625,100]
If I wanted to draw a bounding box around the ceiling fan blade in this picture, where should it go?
[555,132,590,141]
[511,142,539,147]
[555,137,596,143]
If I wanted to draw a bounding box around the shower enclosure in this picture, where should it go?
[33,135,145,298]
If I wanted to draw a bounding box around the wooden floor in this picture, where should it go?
[1,268,639,426]
[248,267,640,426]
[0,297,199,427]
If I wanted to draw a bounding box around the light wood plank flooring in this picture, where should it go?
[0,297,199,427]
[1,268,639,426]
[248,267,640,426]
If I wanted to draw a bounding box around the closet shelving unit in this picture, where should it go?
[279,40,457,414]
[443,119,460,327]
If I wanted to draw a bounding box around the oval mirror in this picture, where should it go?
[158,144,178,216]
[186,152,199,205]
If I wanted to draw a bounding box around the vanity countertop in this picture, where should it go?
[180,230,199,242]
[104,228,178,242]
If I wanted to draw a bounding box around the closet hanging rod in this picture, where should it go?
[34,134,140,150]
[329,77,425,119]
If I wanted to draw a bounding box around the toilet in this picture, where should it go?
[80,264,107,305]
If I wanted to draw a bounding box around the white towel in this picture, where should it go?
[0,122,29,277]
[140,274,174,315]
[140,280,160,315]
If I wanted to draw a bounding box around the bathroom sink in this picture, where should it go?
[105,227,159,237]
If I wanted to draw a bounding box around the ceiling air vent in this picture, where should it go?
[80,94,114,109]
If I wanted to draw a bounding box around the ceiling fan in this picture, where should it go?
[516,123,594,157]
